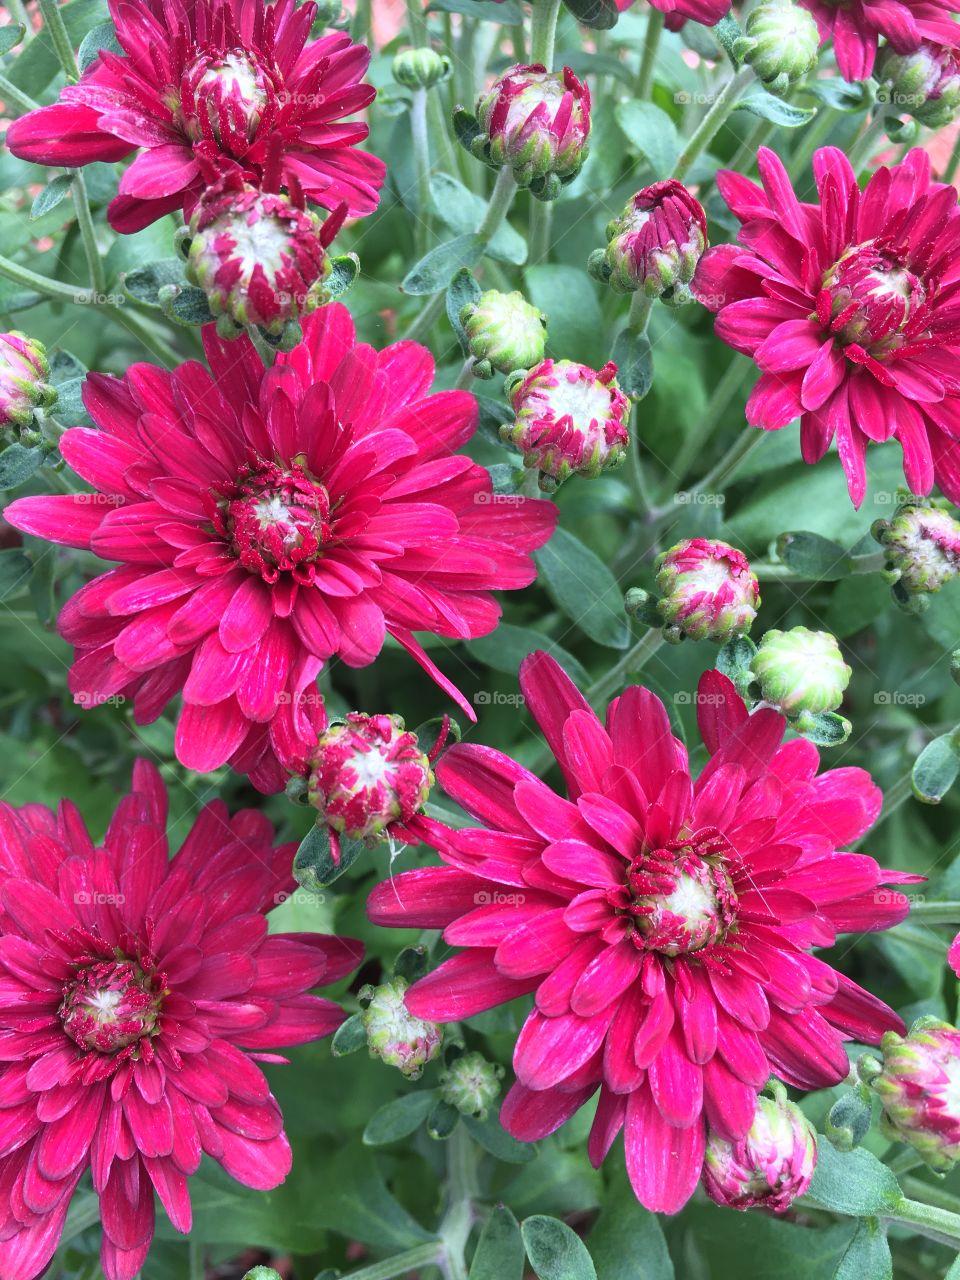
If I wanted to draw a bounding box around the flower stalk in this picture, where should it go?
[673,65,756,181]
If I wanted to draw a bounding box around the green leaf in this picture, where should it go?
[589,1176,673,1280]
[426,1098,461,1139]
[0,23,25,54]
[561,0,620,29]
[612,327,653,401]
[429,0,525,22]
[316,1149,435,1248]
[402,234,485,296]
[534,527,630,650]
[833,1220,892,1280]
[122,259,189,307]
[470,1205,525,1280]
[614,101,679,174]
[525,265,605,368]
[48,349,87,384]
[738,92,817,126]
[158,283,215,326]
[0,549,32,602]
[714,13,745,63]
[715,635,757,697]
[0,445,44,490]
[331,1011,367,1057]
[945,1254,960,1280]
[804,79,871,111]
[796,710,851,747]
[31,174,73,220]
[293,824,367,889]
[51,375,93,427]
[326,254,359,299]
[447,267,483,355]
[393,944,431,984]
[4,0,110,94]
[466,623,588,687]
[776,531,849,580]
[521,1215,597,1280]
[431,175,527,266]
[454,109,487,156]
[77,19,122,73]
[912,733,960,804]
[463,1112,536,1164]
[363,1090,437,1145]
[807,1144,901,1217]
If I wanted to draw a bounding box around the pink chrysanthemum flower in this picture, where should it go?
[368,652,914,1213]
[0,760,362,1280]
[4,0,385,233]
[4,306,556,792]
[694,146,960,508]
[615,0,732,28]
[797,0,960,80]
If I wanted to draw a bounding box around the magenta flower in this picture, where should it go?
[4,306,556,791]
[615,0,732,28]
[0,760,362,1280]
[4,0,385,233]
[694,146,960,508]
[797,0,960,80]
[368,652,914,1213]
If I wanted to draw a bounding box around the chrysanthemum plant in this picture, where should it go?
[5,0,960,1276]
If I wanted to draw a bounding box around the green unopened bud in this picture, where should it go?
[360,977,442,1079]
[439,1050,504,1119]
[877,43,960,128]
[459,289,546,378]
[243,1270,282,1280]
[733,0,820,95]
[824,1085,873,1152]
[750,627,851,718]
[393,47,452,90]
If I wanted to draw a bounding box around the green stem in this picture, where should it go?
[889,1152,926,1176]
[903,902,960,926]
[6,0,31,34]
[848,112,889,176]
[477,166,519,245]
[528,199,552,265]
[789,105,840,182]
[663,356,751,495]
[903,1177,960,1216]
[188,1241,204,1280]
[438,1122,478,1280]
[345,1244,443,1280]
[103,304,182,368]
[628,292,654,336]
[636,8,664,99]
[945,129,960,185]
[247,325,278,367]
[652,426,765,520]
[71,170,105,295]
[886,1196,960,1245]
[751,550,885,581]
[405,0,429,44]
[403,291,446,342]
[410,87,433,258]
[587,629,666,708]
[454,358,475,389]
[673,66,756,182]
[0,252,93,304]
[530,0,562,66]
[727,117,775,178]
[0,71,40,115]
[38,0,78,80]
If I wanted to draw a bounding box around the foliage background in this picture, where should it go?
[2,0,960,1277]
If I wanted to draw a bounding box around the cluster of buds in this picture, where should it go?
[360,977,443,1079]
[860,1018,960,1172]
[0,332,57,442]
[438,1050,505,1119]
[393,47,452,90]
[877,43,960,128]
[589,180,708,304]
[502,359,629,490]
[872,496,960,611]
[307,713,434,845]
[459,289,547,378]
[469,64,591,200]
[733,0,821,95]
[653,538,760,644]
[702,1090,818,1212]
[750,627,852,740]
[182,166,345,348]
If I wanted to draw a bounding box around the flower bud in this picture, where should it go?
[185,169,344,344]
[360,977,442,1079]
[308,713,433,843]
[588,180,707,303]
[872,498,960,606]
[472,64,591,197]
[0,331,57,434]
[393,47,452,90]
[877,43,960,128]
[865,1018,960,1172]
[702,1094,817,1212]
[243,1270,282,1280]
[655,538,759,644]
[502,359,630,491]
[750,627,851,717]
[459,289,547,378]
[733,0,820,96]
[439,1050,504,1119]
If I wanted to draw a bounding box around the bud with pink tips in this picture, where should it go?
[654,538,760,644]
[702,1087,818,1213]
[589,180,708,304]
[502,359,630,491]
[861,1017,960,1172]
[308,713,434,848]
[470,63,591,200]
[0,331,57,438]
